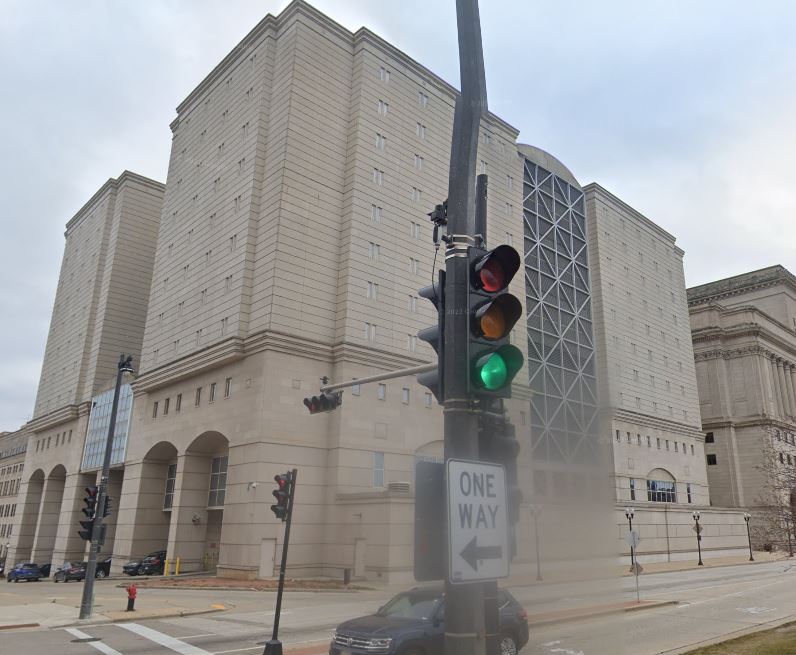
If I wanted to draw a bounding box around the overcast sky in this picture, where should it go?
[1,0,794,431]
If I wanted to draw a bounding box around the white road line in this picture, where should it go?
[212,648,262,654]
[116,622,213,655]
[180,634,218,639]
[64,628,124,655]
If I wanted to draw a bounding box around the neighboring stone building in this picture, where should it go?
[689,266,796,509]
[7,171,164,568]
[0,428,27,562]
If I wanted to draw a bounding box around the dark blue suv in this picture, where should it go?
[6,563,43,582]
[330,586,528,655]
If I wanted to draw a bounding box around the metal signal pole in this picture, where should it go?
[79,354,133,619]
[444,1,489,653]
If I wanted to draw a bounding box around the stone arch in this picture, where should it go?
[415,440,443,460]
[13,469,45,561]
[647,468,675,482]
[170,431,229,572]
[32,464,68,563]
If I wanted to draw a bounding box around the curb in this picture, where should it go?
[126,585,370,593]
[527,599,677,628]
[621,557,790,577]
[54,606,225,629]
[0,623,40,631]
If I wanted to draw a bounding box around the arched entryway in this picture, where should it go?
[31,464,66,565]
[167,431,228,572]
[11,469,45,562]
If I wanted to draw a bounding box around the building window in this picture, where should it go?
[376,133,386,151]
[208,456,228,508]
[372,168,384,185]
[657,438,661,449]
[195,387,202,406]
[163,398,170,416]
[377,383,386,400]
[416,123,426,139]
[366,281,379,300]
[407,334,417,352]
[209,383,217,403]
[626,432,632,444]
[418,91,428,107]
[352,382,361,396]
[690,444,695,455]
[402,388,410,404]
[707,454,717,465]
[615,429,621,443]
[705,432,715,443]
[365,322,377,341]
[377,99,389,115]
[368,242,381,261]
[225,378,232,398]
[424,392,432,408]
[371,205,382,223]
[373,452,385,487]
[647,479,677,503]
[629,478,636,501]
[647,435,651,447]
[164,463,177,510]
[779,452,785,464]
[175,394,182,412]
[379,66,390,82]
[152,401,159,419]
[687,483,692,504]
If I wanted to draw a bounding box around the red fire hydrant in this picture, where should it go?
[126,583,137,612]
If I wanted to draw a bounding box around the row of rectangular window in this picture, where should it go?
[629,478,690,503]
[162,455,227,510]
[616,430,695,455]
[35,430,72,452]
[0,463,23,477]
[0,522,12,538]
[153,378,232,418]
[0,502,16,517]
[0,479,20,496]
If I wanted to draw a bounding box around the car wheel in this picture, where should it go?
[96,570,106,578]
[499,634,518,655]
[6,577,12,583]
[13,578,19,582]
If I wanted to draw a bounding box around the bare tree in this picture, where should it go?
[753,426,796,554]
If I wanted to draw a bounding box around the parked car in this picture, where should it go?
[123,558,144,576]
[329,586,528,655]
[96,557,112,578]
[137,550,167,576]
[53,561,87,583]
[39,563,51,578]
[6,563,43,583]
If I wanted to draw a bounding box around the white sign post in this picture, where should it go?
[447,459,509,583]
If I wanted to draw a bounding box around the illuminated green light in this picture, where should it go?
[478,353,508,390]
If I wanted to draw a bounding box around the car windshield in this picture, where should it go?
[377,591,440,620]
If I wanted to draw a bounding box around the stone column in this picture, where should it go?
[31,472,66,564]
[790,365,796,417]
[785,362,796,419]
[758,352,777,416]
[6,476,44,564]
[167,453,213,573]
[775,358,789,418]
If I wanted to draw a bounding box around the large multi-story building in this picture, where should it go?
[0,428,27,561]
[689,266,796,509]
[8,171,164,567]
[8,0,750,578]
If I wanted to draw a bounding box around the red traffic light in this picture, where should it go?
[303,391,342,414]
[471,245,520,293]
[271,472,293,521]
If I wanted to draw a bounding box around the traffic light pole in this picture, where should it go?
[319,363,436,393]
[264,468,298,655]
[444,1,489,654]
[79,354,132,620]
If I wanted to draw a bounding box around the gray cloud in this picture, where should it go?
[0,0,793,429]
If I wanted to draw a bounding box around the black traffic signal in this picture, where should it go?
[303,391,342,414]
[271,472,293,521]
[478,400,522,559]
[79,485,99,541]
[416,270,445,404]
[101,495,113,518]
[468,245,523,398]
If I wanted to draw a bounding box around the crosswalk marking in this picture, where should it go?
[64,628,124,655]
[116,622,213,655]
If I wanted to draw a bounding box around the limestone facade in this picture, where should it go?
[0,429,27,561]
[688,266,796,509]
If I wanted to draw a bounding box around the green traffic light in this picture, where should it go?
[479,353,508,389]
[472,344,524,392]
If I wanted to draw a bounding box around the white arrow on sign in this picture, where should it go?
[447,459,509,584]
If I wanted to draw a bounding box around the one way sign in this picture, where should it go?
[447,459,509,583]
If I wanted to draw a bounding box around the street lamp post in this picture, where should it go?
[786,515,794,557]
[79,354,134,620]
[692,511,704,566]
[743,513,754,562]
[531,505,542,581]
[624,507,636,573]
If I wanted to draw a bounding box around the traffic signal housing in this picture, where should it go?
[468,245,523,398]
[101,495,113,518]
[478,401,522,559]
[303,391,342,415]
[78,485,98,541]
[271,472,293,521]
[416,271,445,404]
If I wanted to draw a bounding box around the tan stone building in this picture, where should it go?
[7,171,164,567]
[8,0,750,579]
[689,266,796,509]
[0,429,27,562]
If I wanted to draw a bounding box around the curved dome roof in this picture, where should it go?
[517,144,580,188]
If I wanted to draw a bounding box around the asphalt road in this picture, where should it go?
[1,561,795,654]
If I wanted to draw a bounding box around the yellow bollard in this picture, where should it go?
[164,559,170,576]
[175,557,181,576]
